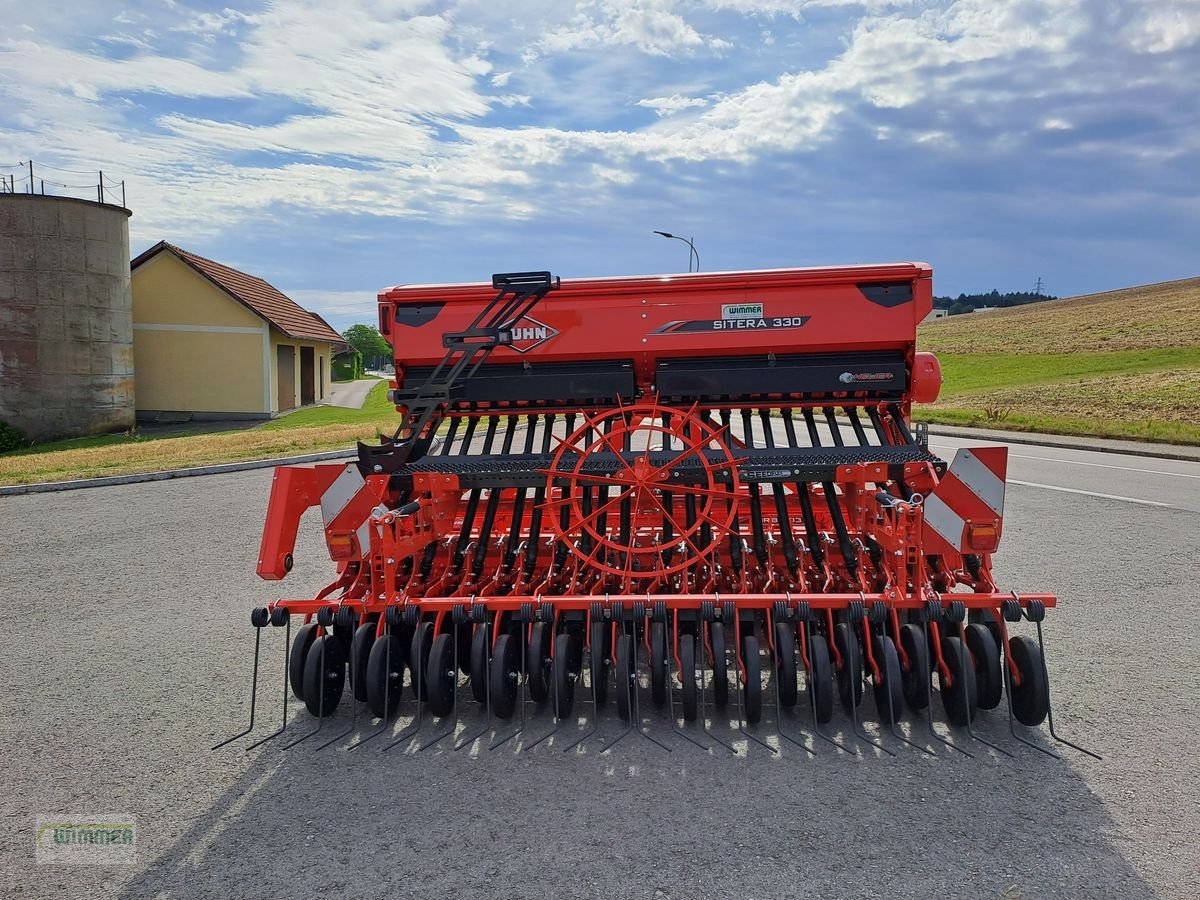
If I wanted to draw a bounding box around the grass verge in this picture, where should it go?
[0,382,396,487]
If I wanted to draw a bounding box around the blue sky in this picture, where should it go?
[2,0,1197,330]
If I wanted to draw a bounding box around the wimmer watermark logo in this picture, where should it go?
[36,815,136,865]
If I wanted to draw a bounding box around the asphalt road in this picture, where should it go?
[1,434,1197,899]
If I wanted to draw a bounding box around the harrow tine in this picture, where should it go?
[843,614,894,757]
[316,694,361,750]
[733,621,776,756]
[632,625,671,752]
[998,621,1059,759]
[919,607,972,758]
[1034,618,1102,760]
[770,640,815,756]
[455,624,492,751]
[561,644,599,753]
[523,627,560,752]
[699,619,736,754]
[878,619,934,758]
[383,626,426,752]
[666,631,710,752]
[212,622,263,750]
[245,617,292,752]
[490,625,528,750]
[952,620,1014,758]
[347,622,396,751]
[282,627,327,750]
[798,617,853,755]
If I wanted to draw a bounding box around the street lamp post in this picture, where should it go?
[652,231,699,273]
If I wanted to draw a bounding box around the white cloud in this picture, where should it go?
[541,0,724,56]
[637,93,711,116]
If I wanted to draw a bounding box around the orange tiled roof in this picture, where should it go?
[131,241,344,344]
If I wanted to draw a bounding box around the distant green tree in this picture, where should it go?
[342,324,392,371]
[948,301,974,316]
[933,290,1058,313]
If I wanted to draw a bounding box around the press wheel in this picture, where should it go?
[614,633,635,722]
[289,623,318,700]
[679,634,698,722]
[1009,635,1049,726]
[489,633,520,719]
[526,622,553,703]
[365,633,405,718]
[741,635,762,725]
[588,620,610,706]
[426,632,457,717]
[469,623,491,705]
[939,634,978,725]
[409,621,433,701]
[709,621,729,709]
[899,623,930,711]
[552,632,579,719]
[649,621,668,708]
[774,621,799,708]
[966,623,1003,710]
[302,634,346,717]
[807,632,834,724]
[872,634,904,724]
[834,622,864,711]
[349,622,376,701]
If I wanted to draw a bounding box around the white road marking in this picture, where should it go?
[930,443,1200,479]
[1008,479,1176,508]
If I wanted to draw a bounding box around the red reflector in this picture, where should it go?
[328,533,354,559]
[967,524,999,553]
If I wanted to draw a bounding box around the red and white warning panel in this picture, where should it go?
[921,446,1008,556]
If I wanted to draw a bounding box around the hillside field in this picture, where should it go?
[918,277,1200,443]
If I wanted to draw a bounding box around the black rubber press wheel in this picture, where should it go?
[1010,635,1049,726]
[349,622,376,702]
[966,623,1003,710]
[526,622,553,703]
[939,634,978,726]
[614,633,635,722]
[872,635,904,725]
[552,632,579,719]
[834,622,864,712]
[774,621,799,708]
[409,621,433,701]
[302,634,346,717]
[742,635,762,725]
[679,634,698,722]
[289,623,318,700]
[470,623,491,705]
[649,622,668,708]
[709,621,729,709]
[588,620,610,706]
[807,633,834,724]
[426,633,457,717]
[365,633,405,718]
[489,633,520,719]
[899,623,930,711]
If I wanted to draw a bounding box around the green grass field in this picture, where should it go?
[918,277,1200,443]
[0,381,397,486]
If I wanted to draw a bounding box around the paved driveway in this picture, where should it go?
[0,438,1197,898]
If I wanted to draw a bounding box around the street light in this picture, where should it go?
[652,231,699,273]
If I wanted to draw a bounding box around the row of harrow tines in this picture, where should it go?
[216,403,1099,759]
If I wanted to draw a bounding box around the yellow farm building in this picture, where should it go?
[131,242,343,420]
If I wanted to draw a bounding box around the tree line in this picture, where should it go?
[933,289,1057,316]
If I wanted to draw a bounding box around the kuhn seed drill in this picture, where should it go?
[217,265,1097,758]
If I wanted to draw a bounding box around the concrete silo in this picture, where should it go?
[0,194,134,442]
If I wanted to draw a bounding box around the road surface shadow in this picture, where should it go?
[121,689,1149,900]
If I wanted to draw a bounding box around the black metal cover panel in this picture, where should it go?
[402,359,637,404]
[398,444,944,489]
[655,351,908,400]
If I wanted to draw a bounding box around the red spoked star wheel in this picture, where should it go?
[542,402,743,578]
